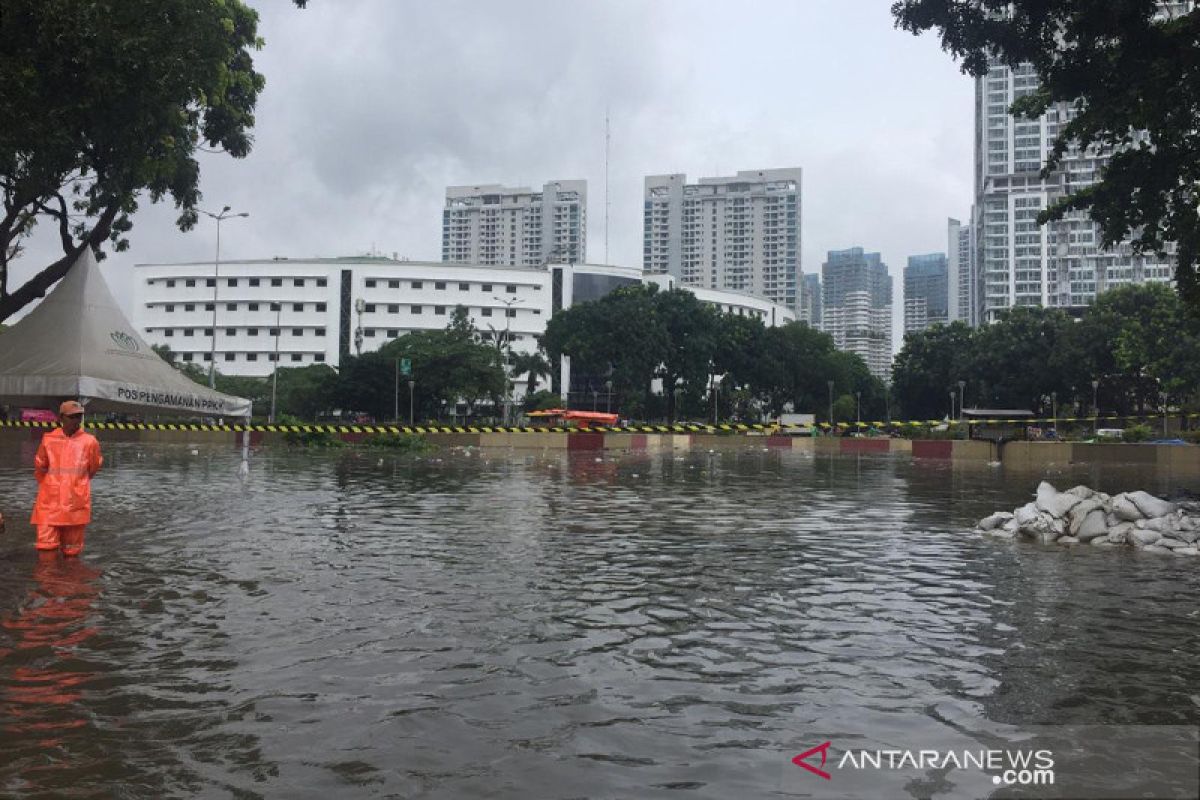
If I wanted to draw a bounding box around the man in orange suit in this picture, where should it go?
[31,400,103,556]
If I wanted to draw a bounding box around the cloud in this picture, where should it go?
[9,0,973,352]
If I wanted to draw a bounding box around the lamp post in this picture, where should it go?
[1051,390,1058,434]
[827,380,834,433]
[949,390,955,421]
[408,380,416,426]
[957,380,966,423]
[592,387,598,411]
[1162,391,1169,438]
[855,391,861,427]
[353,298,365,356]
[493,295,523,420]
[884,383,891,425]
[605,379,613,414]
[713,375,720,425]
[200,206,249,388]
[394,359,400,423]
[1092,379,1100,433]
[269,302,282,423]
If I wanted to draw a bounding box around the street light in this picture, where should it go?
[269,302,282,423]
[884,383,891,425]
[200,205,249,388]
[605,379,613,414]
[1092,379,1100,433]
[855,391,861,427]
[409,380,416,427]
[1051,390,1057,434]
[493,295,524,420]
[957,380,966,422]
[827,380,834,432]
[1162,391,1169,438]
[949,390,955,420]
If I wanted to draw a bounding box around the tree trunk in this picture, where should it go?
[0,205,120,323]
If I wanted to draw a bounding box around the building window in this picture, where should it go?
[166,280,176,288]
[290,353,302,362]
[204,303,214,311]
[317,278,327,287]
[184,329,194,336]
[203,328,212,337]
[315,353,325,362]
[412,305,422,314]
[226,303,237,311]
[435,281,446,290]
[226,328,236,335]
[165,304,175,312]
[290,328,300,336]
[387,329,398,337]
[185,279,196,287]
[388,280,399,289]
[270,278,282,287]
[459,282,469,291]
[247,353,258,362]
[294,278,305,287]
[505,284,517,293]
[435,306,446,315]
[184,304,195,311]
[365,303,376,313]
[203,353,212,362]
[316,328,326,336]
[506,309,516,318]
[366,279,377,288]
[412,281,423,289]
[365,329,376,338]
[268,327,279,336]
[247,328,258,336]
[481,308,492,317]
[164,329,174,337]
[316,303,327,312]
[224,353,235,361]
[387,304,399,313]
[293,303,303,312]
[205,278,215,288]
[227,278,238,287]
[482,283,492,292]
[181,353,193,362]
[249,278,260,287]
[268,353,278,362]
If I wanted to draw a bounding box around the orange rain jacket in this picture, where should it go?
[30,428,103,526]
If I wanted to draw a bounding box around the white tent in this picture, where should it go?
[0,250,251,417]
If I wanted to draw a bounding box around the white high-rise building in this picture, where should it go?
[643,168,801,311]
[442,180,587,266]
[946,216,978,326]
[821,248,893,382]
[974,52,1177,322]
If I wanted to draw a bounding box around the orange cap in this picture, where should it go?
[59,400,85,416]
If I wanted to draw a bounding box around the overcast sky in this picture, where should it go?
[13,0,973,344]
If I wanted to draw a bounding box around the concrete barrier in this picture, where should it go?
[1000,441,1073,471]
[912,440,953,459]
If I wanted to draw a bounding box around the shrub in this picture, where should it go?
[1122,423,1154,443]
[363,432,430,452]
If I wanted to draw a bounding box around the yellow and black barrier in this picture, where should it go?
[1,413,1196,436]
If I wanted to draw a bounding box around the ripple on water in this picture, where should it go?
[1,442,1198,798]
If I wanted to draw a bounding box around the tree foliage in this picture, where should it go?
[0,0,266,321]
[543,284,884,422]
[891,284,1200,419]
[892,1,1200,305]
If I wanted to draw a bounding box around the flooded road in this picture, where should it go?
[1,441,1198,798]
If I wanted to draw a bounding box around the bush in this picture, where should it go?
[1122,423,1154,443]
[283,428,347,447]
[363,432,430,452]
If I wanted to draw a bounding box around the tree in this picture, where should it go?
[0,0,266,321]
[892,1,1200,305]
[891,322,975,420]
[508,348,553,399]
[272,364,338,420]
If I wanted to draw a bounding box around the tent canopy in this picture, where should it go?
[0,251,251,417]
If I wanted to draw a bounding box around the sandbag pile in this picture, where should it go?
[976,482,1200,556]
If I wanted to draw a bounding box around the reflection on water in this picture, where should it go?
[0,442,1198,798]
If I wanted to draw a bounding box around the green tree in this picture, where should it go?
[508,348,553,399]
[891,322,975,420]
[272,364,338,420]
[892,1,1200,306]
[0,0,266,321]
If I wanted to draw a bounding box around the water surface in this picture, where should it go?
[1,441,1198,798]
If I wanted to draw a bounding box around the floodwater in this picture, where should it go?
[1,440,1198,799]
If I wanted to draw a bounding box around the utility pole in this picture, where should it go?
[200,206,249,388]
